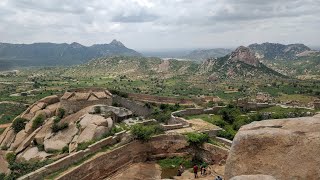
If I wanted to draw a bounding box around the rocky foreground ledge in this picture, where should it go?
[225,114,320,179]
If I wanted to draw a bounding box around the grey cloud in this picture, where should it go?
[112,11,159,23]
[0,0,319,49]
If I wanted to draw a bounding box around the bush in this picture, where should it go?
[53,116,61,124]
[57,108,65,119]
[51,122,68,133]
[37,144,44,151]
[77,141,94,151]
[94,106,101,114]
[186,132,209,146]
[0,173,5,180]
[62,146,69,153]
[12,118,27,133]
[6,152,16,164]
[217,126,236,140]
[7,159,53,179]
[131,124,163,141]
[31,115,45,130]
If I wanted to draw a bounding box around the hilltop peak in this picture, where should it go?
[228,46,259,66]
[110,39,125,47]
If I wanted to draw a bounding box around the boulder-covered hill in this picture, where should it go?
[63,46,284,81]
[0,39,141,67]
[248,42,318,60]
[197,46,285,80]
[183,48,233,61]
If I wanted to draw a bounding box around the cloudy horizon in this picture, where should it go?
[0,0,319,51]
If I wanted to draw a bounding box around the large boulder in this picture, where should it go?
[9,130,28,151]
[34,118,54,145]
[15,127,42,153]
[0,129,15,148]
[43,123,78,152]
[39,95,60,104]
[225,116,320,179]
[16,147,51,162]
[78,114,109,129]
[77,124,108,143]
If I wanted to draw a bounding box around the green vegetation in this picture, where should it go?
[185,104,314,140]
[31,114,45,130]
[186,132,209,146]
[12,117,28,133]
[131,123,164,141]
[77,141,95,151]
[57,108,65,119]
[150,103,181,123]
[3,152,53,179]
[0,104,26,125]
[157,156,192,169]
[93,106,101,114]
[51,122,68,133]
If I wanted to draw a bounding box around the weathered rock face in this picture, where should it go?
[0,150,9,174]
[229,46,259,67]
[43,123,78,151]
[16,147,51,162]
[225,116,320,180]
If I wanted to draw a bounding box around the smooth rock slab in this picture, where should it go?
[44,123,78,151]
[16,147,51,162]
[225,116,320,180]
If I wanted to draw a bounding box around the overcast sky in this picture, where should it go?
[0,0,319,50]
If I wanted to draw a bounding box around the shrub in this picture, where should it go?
[6,152,16,164]
[77,141,94,151]
[12,118,27,133]
[62,146,69,153]
[131,124,163,141]
[158,157,192,169]
[31,115,45,130]
[93,106,101,114]
[7,159,53,179]
[37,144,45,151]
[51,122,68,133]
[0,173,5,180]
[57,108,65,119]
[217,126,236,140]
[186,132,209,146]
[53,116,61,124]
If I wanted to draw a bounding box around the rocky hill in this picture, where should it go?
[183,48,233,61]
[0,40,141,67]
[248,42,314,60]
[197,46,284,80]
[63,47,284,82]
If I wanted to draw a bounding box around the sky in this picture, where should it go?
[0,0,319,51]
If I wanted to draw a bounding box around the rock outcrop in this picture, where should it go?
[225,115,320,179]
[229,46,259,67]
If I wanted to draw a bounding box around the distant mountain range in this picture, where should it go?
[248,42,318,60]
[182,48,233,61]
[0,39,141,68]
[63,46,284,82]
